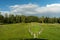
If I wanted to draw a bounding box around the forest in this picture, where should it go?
[0,12,60,24]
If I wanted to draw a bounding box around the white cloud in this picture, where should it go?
[1,3,60,17]
[0,11,10,15]
[46,4,60,13]
[9,3,60,15]
[10,3,40,15]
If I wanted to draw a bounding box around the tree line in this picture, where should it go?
[0,13,60,24]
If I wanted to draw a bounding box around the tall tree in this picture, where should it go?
[44,17,49,23]
[15,15,21,23]
[4,13,9,23]
[8,14,15,23]
[41,16,44,23]
[58,18,60,23]
[25,16,38,23]
[21,15,26,23]
[0,12,4,24]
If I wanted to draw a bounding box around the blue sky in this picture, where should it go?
[0,0,60,17]
[0,0,60,11]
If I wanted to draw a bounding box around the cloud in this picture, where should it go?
[0,11,10,15]
[10,3,40,15]
[9,3,60,16]
[46,4,60,13]
[1,3,60,17]
[35,3,60,13]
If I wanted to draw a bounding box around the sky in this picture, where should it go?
[0,0,60,17]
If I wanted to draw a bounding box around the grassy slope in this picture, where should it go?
[0,23,60,40]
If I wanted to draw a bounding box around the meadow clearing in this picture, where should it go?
[0,23,60,40]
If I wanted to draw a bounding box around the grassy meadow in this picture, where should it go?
[0,23,60,40]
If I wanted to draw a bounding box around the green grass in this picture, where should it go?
[0,23,60,40]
